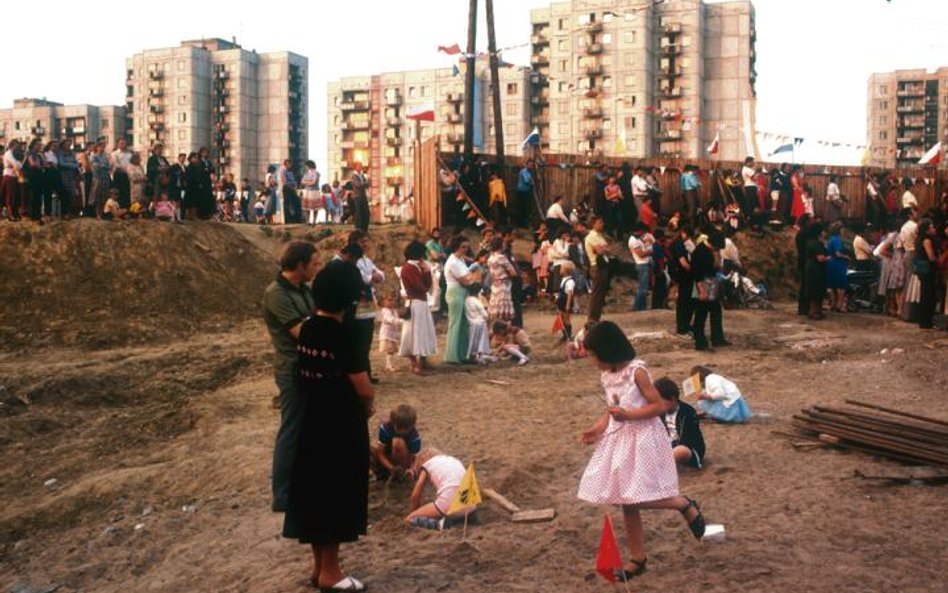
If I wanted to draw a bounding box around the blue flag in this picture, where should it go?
[521,126,540,149]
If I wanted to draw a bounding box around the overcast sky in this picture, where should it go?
[4,0,947,168]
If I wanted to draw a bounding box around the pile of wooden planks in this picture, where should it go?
[791,400,948,468]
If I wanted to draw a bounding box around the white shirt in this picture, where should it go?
[110,149,131,172]
[465,295,488,324]
[422,455,466,508]
[899,219,918,253]
[3,149,22,177]
[705,374,743,408]
[444,253,471,287]
[901,190,918,210]
[826,182,840,202]
[631,174,650,197]
[741,165,756,187]
[44,150,58,166]
[866,182,878,198]
[549,238,571,266]
[355,256,384,320]
[720,237,741,265]
[628,234,653,265]
[545,202,570,224]
[853,235,874,261]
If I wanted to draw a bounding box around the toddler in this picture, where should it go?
[567,320,596,361]
[153,192,176,222]
[371,404,422,482]
[405,447,476,528]
[555,261,576,341]
[377,293,402,372]
[655,377,706,469]
[102,189,126,220]
[491,320,531,365]
[465,284,495,363]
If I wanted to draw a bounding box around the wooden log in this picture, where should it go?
[483,488,520,513]
[511,508,557,523]
[793,419,948,466]
[845,400,948,429]
[853,467,948,483]
[812,406,948,439]
[804,409,948,450]
[791,422,934,465]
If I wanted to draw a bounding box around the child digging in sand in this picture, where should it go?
[405,447,477,529]
[490,320,531,365]
[371,404,422,482]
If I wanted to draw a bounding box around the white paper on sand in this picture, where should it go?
[681,374,702,399]
[702,524,726,543]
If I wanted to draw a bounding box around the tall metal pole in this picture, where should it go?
[463,0,478,158]
[485,0,504,165]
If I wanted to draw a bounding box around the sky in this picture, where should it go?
[3,0,947,168]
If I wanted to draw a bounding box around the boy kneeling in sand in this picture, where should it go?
[405,448,476,529]
[371,405,421,481]
[655,377,706,469]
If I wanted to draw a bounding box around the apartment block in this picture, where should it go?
[0,98,125,148]
[529,0,758,161]
[126,38,307,184]
[327,62,530,203]
[866,68,948,169]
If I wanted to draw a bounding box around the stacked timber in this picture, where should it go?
[791,400,948,468]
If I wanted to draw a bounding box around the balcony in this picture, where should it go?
[661,87,683,98]
[663,23,682,34]
[901,118,925,128]
[531,94,550,105]
[217,105,230,114]
[446,92,463,103]
[897,104,924,113]
[583,107,604,119]
[340,100,370,111]
[446,113,463,124]
[385,94,402,107]
[896,136,923,144]
[220,156,229,165]
[656,129,682,141]
[899,151,924,160]
[583,128,603,140]
[530,53,550,66]
[217,70,230,79]
[385,136,402,147]
[149,89,163,98]
[150,105,164,114]
[386,157,400,166]
[531,114,550,125]
[529,71,542,84]
[149,70,163,80]
[387,116,402,126]
[531,33,549,45]
[446,133,464,144]
[661,64,684,76]
[585,43,603,55]
[149,122,165,132]
[583,64,604,76]
[31,126,45,135]
[662,44,682,55]
[587,22,603,34]
[345,120,370,130]
[897,86,924,97]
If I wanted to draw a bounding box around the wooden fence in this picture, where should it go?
[415,145,946,229]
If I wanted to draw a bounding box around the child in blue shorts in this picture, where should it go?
[371,404,422,481]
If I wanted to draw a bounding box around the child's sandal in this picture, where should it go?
[679,497,706,539]
[614,557,648,581]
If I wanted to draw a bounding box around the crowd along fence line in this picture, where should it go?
[413,140,946,230]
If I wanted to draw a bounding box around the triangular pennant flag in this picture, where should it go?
[447,464,482,515]
[456,193,466,202]
[551,313,565,334]
[707,131,720,155]
[595,515,623,583]
[452,64,461,77]
[438,43,462,55]
[521,127,540,149]
[475,218,486,227]
[461,202,472,212]
[467,209,478,220]
[659,165,667,175]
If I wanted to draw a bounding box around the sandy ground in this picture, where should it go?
[2,295,947,593]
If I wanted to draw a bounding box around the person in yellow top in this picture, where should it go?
[488,171,508,224]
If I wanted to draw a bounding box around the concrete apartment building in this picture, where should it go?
[529,0,758,161]
[327,62,530,200]
[126,38,308,185]
[0,98,125,148]
[866,68,948,169]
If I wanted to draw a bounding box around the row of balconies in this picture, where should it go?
[896,85,925,97]
[341,100,370,111]
[897,104,924,113]
[896,136,924,144]
[901,117,925,128]
[446,92,463,103]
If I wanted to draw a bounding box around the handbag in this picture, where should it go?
[692,277,721,302]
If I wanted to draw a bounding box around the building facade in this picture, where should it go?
[529,0,758,161]
[866,68,948,169]
[327,62,530,203]
[126,38,307,185]
[0,98,125,148]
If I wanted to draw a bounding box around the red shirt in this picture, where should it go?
[401,261,431,300]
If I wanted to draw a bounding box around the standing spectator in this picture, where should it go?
[127,153,147,212]
[913,219,939,329]
[487,170,507,224]
[898,208,919,319]
[901,179,918,211]
[804,222,829,320]
[57,139,79,218]
[300,160,321,225]
[651,228,670,310]
[790,165,805,224]
[284,262,372,593]
[110,138,132,209]
[680,164,700,226]
[487,237,517,322]
[195,147,216,219]
[794,214,812,315]
[824,174,843,224]
[281,159,300,224]
[628,223,654,311]
[691,234,728,350]
[347,231,385,384]
[90,139,112,219]
[2,140,23,221]
[617,161,635,233]
[184,153,206,220]
[631,167,650,216]
[768,165,784,224]
[399,241,438,375]
[866,174,884,229]
[585,215,616,322]
[78,143,92,215]
[545,194,571,239]
[645,166,663,221]
[42,141,61,219]
[146,143,171,207]
[671,224,695,335]
[741,157,759,230]
[826,222,851,312]
[603,176,624,239]
[443,235,475,364]
[350,162,370,232]
[515,159,535,228]
[439,166,460,228]
[262,241,319,512]
[169,153,187,222]
[23,138,46,223]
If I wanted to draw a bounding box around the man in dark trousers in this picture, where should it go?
[584,216,616,322]
[671,224,695,335]
[350,162,371,232]
[262,241,319,512]
[338,231,384,384]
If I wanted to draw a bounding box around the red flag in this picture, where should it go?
[596,515,623,583]
[707,132,720,155]
[551,313,565,334]
[406,104,435,122]
[919,141,942,166]
[438,43,462,55]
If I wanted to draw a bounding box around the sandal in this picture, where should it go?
[316,576,366,592]
[614,557,647,581]
[679,497,706,539]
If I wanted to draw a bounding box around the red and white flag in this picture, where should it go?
[919,141,942,166]
[595,515,623,583]
[438,43,462,55]
[406,103,435,122]
[707,131,720,155]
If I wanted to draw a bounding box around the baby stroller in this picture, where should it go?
[845,267,883,313]
[720,270,773,310]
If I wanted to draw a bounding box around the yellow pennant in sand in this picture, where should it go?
[447,463,482,515]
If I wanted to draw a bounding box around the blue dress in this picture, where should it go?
[826,234,849,290]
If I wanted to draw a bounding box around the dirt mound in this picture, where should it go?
[733,229,799,300]
[0,220,277,351]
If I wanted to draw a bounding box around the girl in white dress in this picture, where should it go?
[578,321,706,580]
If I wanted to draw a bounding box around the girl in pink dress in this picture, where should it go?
[578,321,706,580]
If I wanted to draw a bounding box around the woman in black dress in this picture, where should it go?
[804,222,829,320]
[284,262,374,592]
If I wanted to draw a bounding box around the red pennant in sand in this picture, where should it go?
[551,313,565,334]
[596,515,623,583]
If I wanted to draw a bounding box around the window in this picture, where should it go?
[578,14,590,25]
[602,76,613,89]
[560,60,568,72]
[558,81,568,92]
[508,103,519,116]
[559,122,569,134]
[177,60,185,71]
[558,18,565,30]
[179,113,187,123]
[558,39,567,51]
[178,130,187,140]
[421,86,430,97]
[409,86,417,98]
[603,118,612,130]
[14,121,20,130]
[603,12,613,23]
[602,33,612,44]
[624,116,636,130]
[101,119,109,128]
[506,83,518,95]
[878,116,886,125]
[558,102,569,114]
[879,131,887,141]
[880,100,888,110]
[878,84,888,96]
[178,95,187,105]
[630,95,636,106]
[623,32,635,44]
[505,123,516,135]
[178,79,187,89]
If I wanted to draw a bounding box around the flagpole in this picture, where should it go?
[462,509,469,542]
